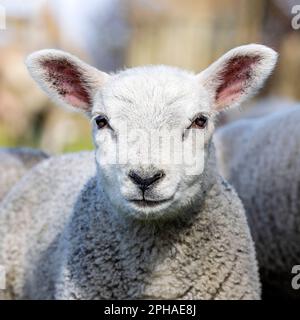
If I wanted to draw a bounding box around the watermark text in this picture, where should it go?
[291,5,300,30]
[0,265,6,290]
[292,265,300,290]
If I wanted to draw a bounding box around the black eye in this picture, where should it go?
[191,115,208,129]
[95,115,108,129]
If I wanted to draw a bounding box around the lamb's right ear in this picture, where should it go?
[25,50,110,115]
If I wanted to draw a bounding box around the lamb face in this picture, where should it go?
[26,44,277,220]
[92,67,213,219]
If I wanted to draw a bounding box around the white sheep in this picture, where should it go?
[0,148,49,201]
[214,106,300,299]
[219,96,297,126]
[0,44,277,300]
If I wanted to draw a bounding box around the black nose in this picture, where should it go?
[128,170,165,191]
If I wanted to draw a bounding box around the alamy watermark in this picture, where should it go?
[291,5,300,30]
[291,265,300,290]
[0,4,6,30]
[0,265,5,290]
[95,125,205,176]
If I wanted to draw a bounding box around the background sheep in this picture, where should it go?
[218,97,297,126]
[214,106,300,299]
[0,148,49,201]
[0,44,277,299]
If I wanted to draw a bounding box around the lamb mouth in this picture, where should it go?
[129,198,171,207]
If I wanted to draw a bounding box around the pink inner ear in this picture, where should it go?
[215,55,260,108]
[41,59,91,110]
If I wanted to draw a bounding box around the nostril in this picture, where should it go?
[152,171,165,181]
[128,171,143,186]
[128,170,165,190]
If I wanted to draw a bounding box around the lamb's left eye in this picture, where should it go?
[191,115,208,129]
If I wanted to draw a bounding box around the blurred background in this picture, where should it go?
[0,0,299,154]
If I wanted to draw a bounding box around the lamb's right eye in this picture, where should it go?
[95,116,108,129]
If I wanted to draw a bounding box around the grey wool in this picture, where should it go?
[214,106,300,299]
[0,148,260,300]
[0,148,49,201]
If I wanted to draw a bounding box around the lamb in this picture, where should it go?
[214,106,300,299]
[0,148,49,201]
[0,44,277,300]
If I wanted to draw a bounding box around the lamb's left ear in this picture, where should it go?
[26,50,110,115]
[197,44,278,111]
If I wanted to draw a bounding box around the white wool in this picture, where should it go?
[214,105,300,299]
[0,148,49,201]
